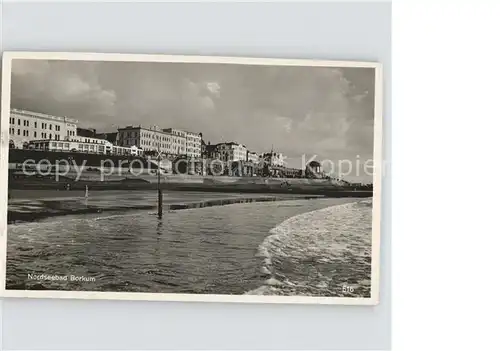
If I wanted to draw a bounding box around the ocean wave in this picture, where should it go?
[247,199,373,297]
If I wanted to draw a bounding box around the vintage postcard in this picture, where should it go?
[0,52,382,305]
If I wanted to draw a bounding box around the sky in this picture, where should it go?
[10,59,376,183]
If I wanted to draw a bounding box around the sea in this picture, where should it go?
[6,194,373,298]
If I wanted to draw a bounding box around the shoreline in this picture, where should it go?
[7,192,328,224]
[8,180,373,198]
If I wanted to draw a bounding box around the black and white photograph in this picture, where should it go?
[0,52,382,305]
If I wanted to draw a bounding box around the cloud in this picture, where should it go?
[11,60,116,128]
[9,59,376,181]
[205,82,221,97]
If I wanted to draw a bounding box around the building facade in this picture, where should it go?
[218,142,248,162]
[246,151,259,163]
[28,139,142,156]
[9,108,78,148]
[185,131,202,158]
[162,128,187,156]
[202,142,221,159]
[117,126,200,157]
[259,152,286,167]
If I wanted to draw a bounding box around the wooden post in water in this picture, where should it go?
[157,152,163,219]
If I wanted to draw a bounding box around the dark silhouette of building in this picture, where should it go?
[95,132,119,145]
[77,127,96,138]
[202,141,222,160]
[305,160,323,178]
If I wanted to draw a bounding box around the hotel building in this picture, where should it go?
[185,131,202,159]
[28,138,142,156]
[8,108,78,148]
[218,142,248,162]
[246,151,259,163]
[162,128,187,156]
[117,126,201,158]
[259,152,286,167]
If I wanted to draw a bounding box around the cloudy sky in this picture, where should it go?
[10,59,376,182]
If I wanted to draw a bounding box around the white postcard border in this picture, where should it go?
[0,51,383,306]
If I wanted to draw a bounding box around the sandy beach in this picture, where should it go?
[7,189,324,223]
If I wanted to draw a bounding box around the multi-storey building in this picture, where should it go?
[28,139,142,156]
[246,151,259,163]
[162,128,187,156]
[117,126,200,157]
[118,125,168,154]
[9,108,78,148]
[202,142,221,159]
[218,142,248,162]
[185,131,202,158]
[259,152,286,167]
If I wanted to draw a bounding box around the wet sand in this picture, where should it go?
[7,190,324,224]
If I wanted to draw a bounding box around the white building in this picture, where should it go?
[260,152,286,167]
[117,126,201,157]
[112,145,142,156]
[185,131,202,158]
[247,151,259,163]
[218,142,248,162]
[28,139,142,156]
[9,108,78,148]
[162,128,187,156]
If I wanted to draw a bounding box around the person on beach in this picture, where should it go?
[280,180,292,189]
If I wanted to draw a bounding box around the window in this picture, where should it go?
[34,122,37,128]
[17,129,20,135]
[52,142,57,147]
[34,131,37,138]
[49,134,52,139]
[49,124,52,130]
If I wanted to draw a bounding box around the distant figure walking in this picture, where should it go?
[66,183,70,191]
[85,185,89,198]
[280,180,291,189]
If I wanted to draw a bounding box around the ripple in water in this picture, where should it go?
[247,199,373,298]
[6,197,372,297]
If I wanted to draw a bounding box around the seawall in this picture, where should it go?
[8,178,373,198]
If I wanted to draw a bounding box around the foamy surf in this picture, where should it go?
[247,198,373,297]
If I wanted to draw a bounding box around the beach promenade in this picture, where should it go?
[9,168,373,197]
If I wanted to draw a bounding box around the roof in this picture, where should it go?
[10,108,79,124]
[307,161,321,167]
